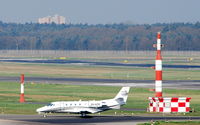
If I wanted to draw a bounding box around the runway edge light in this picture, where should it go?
[148,32,191,113]
[19,74,25,103]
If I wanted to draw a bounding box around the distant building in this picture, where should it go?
[38,15,66,24]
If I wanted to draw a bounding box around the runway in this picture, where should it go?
[0,114,200,125]
[1,59,200,68]
[0,76,200,90]
[1,59,200,90]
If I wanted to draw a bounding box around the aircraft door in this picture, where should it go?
[60,102,65,112]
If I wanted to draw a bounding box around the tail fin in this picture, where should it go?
[114,87,130,105]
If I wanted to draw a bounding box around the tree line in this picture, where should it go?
[0,21,199,50]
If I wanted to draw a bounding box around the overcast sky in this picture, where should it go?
[0,0,199,24]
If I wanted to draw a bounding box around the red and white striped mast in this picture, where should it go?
[19,74,25,103]
[148,32,191,113]
[155,32,163,97]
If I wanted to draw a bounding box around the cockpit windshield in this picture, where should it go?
[47,103,54,106]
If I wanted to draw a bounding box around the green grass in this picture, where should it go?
[0,82,200,116]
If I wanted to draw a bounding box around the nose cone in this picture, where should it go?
[36,107,45,113]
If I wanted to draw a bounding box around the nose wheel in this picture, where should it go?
[43,114,47,118]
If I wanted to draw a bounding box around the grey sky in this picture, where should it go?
[0,0,199,24]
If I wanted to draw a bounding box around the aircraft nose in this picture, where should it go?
[36,107,43,113]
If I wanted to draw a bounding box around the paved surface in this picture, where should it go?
[1,59,200,68]
[0,76,200,90]
[0,114,199,125]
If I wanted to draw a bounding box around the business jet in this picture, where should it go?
[36,87,130,117]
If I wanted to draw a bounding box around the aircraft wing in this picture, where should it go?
[63,107,101,114]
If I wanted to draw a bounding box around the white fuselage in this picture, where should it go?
[37,99,121,114]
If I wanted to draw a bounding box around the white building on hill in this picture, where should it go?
[38,15,66,24]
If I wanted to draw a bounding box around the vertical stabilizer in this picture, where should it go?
[114,87,130,105]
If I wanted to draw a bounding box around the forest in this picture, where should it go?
[0,21,199,50]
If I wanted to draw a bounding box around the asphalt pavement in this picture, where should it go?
[0,114,200,125]
[0,76,200,90]
[1,59,200,68]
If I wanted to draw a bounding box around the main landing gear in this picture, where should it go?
[81,112,86,117]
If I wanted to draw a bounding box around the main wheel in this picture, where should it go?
[81,113,86,117]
